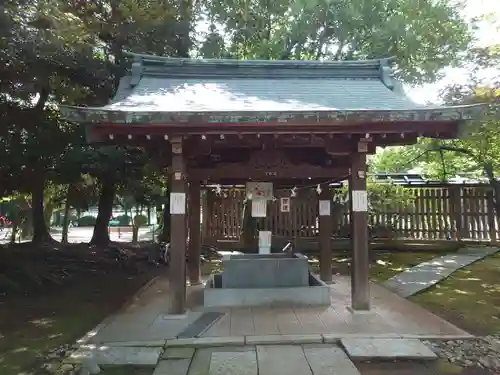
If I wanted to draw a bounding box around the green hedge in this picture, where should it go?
[78,215,96,226]
[133,214,148,227]
[114,215,131,226]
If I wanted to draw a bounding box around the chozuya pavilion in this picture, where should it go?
[60,52,483,314]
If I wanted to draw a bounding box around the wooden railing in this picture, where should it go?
[202,185,498,244]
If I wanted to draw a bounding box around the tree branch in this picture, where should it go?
[437,145,474,157]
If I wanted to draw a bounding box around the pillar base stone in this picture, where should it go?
[346,306,372,314]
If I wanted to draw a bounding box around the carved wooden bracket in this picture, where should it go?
[189,149,348,181]
[248,149,290,170]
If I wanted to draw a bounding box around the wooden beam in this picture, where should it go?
[190,165,349,181]
[88,120,460,139]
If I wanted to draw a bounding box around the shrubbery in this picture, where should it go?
[78,215,96,226]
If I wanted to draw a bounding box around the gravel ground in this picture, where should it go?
[423,336,500,371]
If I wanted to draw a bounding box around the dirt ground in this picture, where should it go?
[0,242,162,375]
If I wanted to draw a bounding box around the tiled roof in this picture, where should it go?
[106,76,421,112]
[59,53,484,124]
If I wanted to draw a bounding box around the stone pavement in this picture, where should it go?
[198,277,471,338]
[78,275,471,349]
[69,339,438,375]
[382,247,500,298]
[64,269,487,375]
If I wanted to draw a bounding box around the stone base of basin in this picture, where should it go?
[203,273,331,308]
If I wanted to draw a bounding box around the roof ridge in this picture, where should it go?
[124,51,395,68]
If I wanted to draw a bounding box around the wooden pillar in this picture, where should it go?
[201,189,207,244]
[349,151,370,311]
[169,137,187,314]
[188,181,202,285]
[318,186,332,282]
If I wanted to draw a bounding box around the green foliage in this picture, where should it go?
[334,180,414,214]
[133,215,148,227]
[78,216,97,227]
[0,0,487,242]
[200,0,473,84]
[114,215,131,226]
[370,44,500,180]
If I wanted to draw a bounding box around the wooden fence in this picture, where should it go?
[202,185,498,244]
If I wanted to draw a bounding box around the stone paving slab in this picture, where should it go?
[87,311,204,344]
[154,359,191,375]
[186,348,212,375]
[209,350,258,375]
[382,248,499,298]
[162,347,196,359]
[416,255,478,269]
[383,269,454,298]
[67,345,162,365]
[256,345,312,375]
[340,338,437,360]
[457,246,499,256]
[303,344,361,375]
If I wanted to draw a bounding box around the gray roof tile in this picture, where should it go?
[105,76,421,112]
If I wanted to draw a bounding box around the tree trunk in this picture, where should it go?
[31,175,53,243]
[10,222,18,243]
[176,0,192,57]
[44,200,55,228]
[90,179,116,246]
[132,206,139,244]
[61,185,72,243]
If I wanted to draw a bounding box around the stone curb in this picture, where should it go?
[245,334,323,345]
[163,333,476,348]
[166,336,246,347]
[90,340,167,347]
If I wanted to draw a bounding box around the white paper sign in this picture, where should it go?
[246,182,273,200]
[252,199,267,217]
[352,190,368,212]
[170,192,186,214]
[319,200,331,216]
[280,197,291,213]
[258,231,272,254]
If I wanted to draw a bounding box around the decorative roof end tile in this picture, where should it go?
[379,58,394,90]
[130,55,144,87]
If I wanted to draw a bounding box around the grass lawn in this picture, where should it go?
[410,252,500,335]
[308,251,439,282]
[0,270,157,375]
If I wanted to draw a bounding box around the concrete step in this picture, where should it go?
[340,338,437,361]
